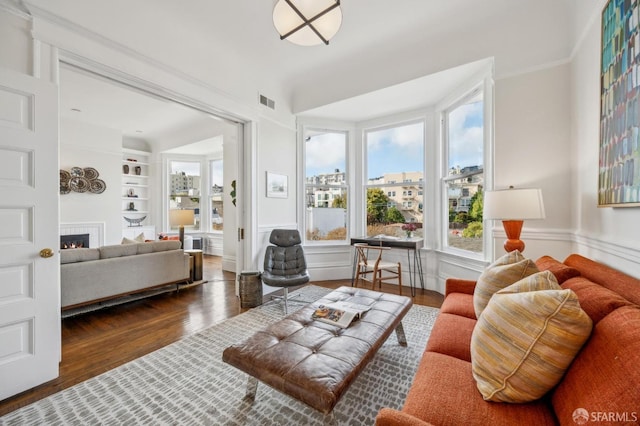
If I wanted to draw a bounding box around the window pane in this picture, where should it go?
[304,130,348,242]
[305,186,347,241]
[210,159,223,231]
[305,131,346,179]
[365,122,424,238]
[366,185,423,238]
[169,161,200,231]
[446,95,484,253]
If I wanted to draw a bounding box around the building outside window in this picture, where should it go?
[364,121,424,238]
[443,88,484,254]
[304,130,348,242]
[169,160,200,231]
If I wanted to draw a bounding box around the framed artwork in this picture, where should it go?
[599,0,640,207]
[266,172,288,198]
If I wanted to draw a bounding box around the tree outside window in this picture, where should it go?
[365,121,424,238]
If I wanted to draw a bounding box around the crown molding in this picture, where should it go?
[0,0,31,20]
[22,2,265,125]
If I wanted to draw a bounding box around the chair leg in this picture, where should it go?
[283,287,289,314]
[397,263,402,296]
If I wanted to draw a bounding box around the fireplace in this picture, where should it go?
[60,233,90,249]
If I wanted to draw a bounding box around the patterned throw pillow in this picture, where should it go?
[473,250,539,318]
[471,271,593,403]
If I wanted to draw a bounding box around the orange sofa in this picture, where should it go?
[376,254,640,425]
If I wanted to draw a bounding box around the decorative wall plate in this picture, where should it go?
[70,167,84,177]
[69,176,90,192]
[90,179,106,194]
[60,170,70,183]
[60,182,70,194]
[83,167,99,180]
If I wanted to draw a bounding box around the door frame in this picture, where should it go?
[53,50,257,275]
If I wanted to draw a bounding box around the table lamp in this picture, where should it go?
[169,209,195,249]
[483,187,545,253]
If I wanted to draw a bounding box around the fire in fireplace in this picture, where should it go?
[60,234,90,249]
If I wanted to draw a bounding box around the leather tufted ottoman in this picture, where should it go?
[222,286,412,420]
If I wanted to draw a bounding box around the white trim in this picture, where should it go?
[25,2,254,121]
[0,0,31,20]
[573,232,640,265]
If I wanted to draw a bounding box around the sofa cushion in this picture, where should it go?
[551,305,640,424]
[473,250,539,317]
[471,271,593,403]
[149,240,181,252]
[136,242,154,254]
[564,254,640,305]
[425,312,475,362]
[440,292,476,319]
[60,248,100,264]
[99,243,138,259]
[561,277,633,324]
[121,237,138,244]
[400,352,557,426]
[535,255,580,284]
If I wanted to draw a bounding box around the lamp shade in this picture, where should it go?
[273,0,342,46]
[169,209,195,228]
[483,188,546,220]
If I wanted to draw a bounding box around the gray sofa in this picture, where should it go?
[60,240,191,310]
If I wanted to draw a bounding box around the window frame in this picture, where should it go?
[438,76,493,260]
[163,155,223,235]
[362,119,426,239]
[302,127,350,245]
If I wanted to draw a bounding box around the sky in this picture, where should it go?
[306,99,484,180]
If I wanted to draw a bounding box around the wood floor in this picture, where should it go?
[0,255,444,417]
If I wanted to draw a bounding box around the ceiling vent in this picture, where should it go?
[259,94,275,110]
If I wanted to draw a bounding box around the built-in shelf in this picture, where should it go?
[122,148,153,236]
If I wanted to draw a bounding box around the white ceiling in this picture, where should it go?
[37,0,604,145]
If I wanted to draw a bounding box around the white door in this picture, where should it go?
[0,67,59,400]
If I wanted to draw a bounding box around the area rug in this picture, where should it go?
[1,285,439,425]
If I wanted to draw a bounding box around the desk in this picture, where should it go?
[350,236,425,296]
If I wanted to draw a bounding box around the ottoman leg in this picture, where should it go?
[245,376,259,401]
[395,322,408,347]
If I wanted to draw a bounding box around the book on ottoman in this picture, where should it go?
[311,301,372,328]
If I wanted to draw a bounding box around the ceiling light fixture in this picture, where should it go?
[273,0,342,46]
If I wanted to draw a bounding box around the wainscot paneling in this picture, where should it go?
[574,233,640,277]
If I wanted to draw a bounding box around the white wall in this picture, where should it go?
[493,64,574,262]
[570,9,640,276]
[60,119,123,245]
[255,119,297,292]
